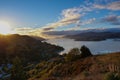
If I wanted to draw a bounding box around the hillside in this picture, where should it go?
[65,32,120,41]
[0,34,119,80]
[28,52,120,80]
[0,34,64,64]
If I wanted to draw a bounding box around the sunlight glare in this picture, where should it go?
[0,21,13,34]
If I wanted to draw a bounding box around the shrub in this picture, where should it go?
[65,48,80,62]
[80,45,92,58]
[104,72,120,80]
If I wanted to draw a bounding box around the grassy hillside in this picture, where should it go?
[28,52,120,80]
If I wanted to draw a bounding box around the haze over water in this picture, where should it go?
[46,38,120,55]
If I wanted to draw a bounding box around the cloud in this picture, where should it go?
[14,27,44,37]
[14,7,85,38]
[107,1,120,10]
[80,18,96,26]
[41,1,120,32]
[14,27,64,39]
[102,15,120,25]
[93,4,106,9]
[14,6,97,38]
[41,5,95,32]
[42,7,82,31]
[43,30,81,36]
[14,0,120,39]
[42,27,54,31]
[94,1,120,10]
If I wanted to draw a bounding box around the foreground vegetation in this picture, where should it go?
[27,50,120,80]
[0,34,120,80]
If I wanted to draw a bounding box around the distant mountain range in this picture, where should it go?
[64,28,120,41]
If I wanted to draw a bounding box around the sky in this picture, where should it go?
[0,0,120,38]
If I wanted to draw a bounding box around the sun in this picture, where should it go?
[0,21,13,35]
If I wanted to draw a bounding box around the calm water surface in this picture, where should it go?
[46,38,120,55]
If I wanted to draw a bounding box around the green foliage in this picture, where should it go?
[68,48,80,55]
[65,48,80,62]
[65,46,92,62]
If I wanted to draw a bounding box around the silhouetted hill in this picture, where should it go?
[30,35,45,41]
[0,34,64,64]
[65,32,120,41]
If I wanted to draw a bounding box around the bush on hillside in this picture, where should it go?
[65,48,80,62]
[65,45,92,62]
[80,45,92,58]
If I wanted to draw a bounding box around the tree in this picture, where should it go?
[68,48,80,55]
[10,57,27,80]
[65,48,80,62]
[80,45,92,58]
[65,46,92,62]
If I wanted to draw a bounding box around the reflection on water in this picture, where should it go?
[46,38,120,55]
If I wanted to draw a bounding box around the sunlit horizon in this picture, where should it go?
[0,0,119,38]
[0,20,15,35]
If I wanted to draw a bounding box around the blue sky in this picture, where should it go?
[0,0,83,27]
[0,0,120,38]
